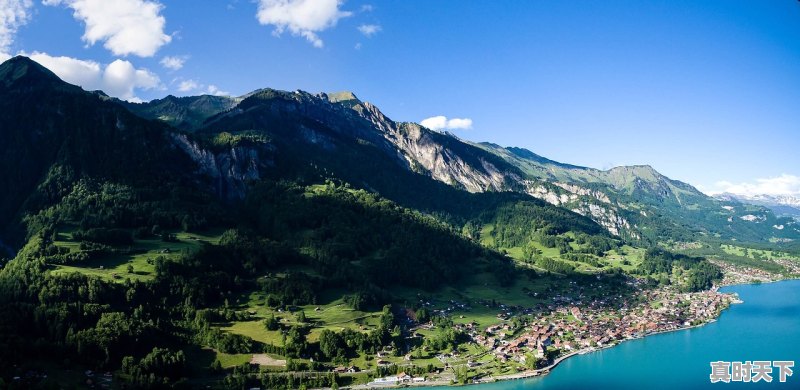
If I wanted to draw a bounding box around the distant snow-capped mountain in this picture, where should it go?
[715,193,800,219]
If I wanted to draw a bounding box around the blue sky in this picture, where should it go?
[2,0,799,196]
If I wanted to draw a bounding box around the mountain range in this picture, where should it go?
[0,56,796,388]
[714,193,800,221]
[122,73,800,247]
[1,55,798,255]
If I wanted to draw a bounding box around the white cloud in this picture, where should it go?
[446,118,473,129]
[421,116,447,130]
[0,0,33,54]
[360,4,373,12]
[205,84,229,96]
[420,115,473,131]
[44,0,171,57]
[357,23,380,37]
[160,55,186,70]
[256,0,351,48]
[27,51,161,101]
[177,79,198,92]
[175,78,229,96]
[708,174,800,196]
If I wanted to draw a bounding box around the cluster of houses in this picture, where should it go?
[468,287,734,366]
[364,278,738,383]
[710,259,780,285]
[774,257,800,274]
[369,372,426,386]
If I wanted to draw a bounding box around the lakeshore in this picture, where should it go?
[385,279,800,390]
[348,318,727,389]
[344,279,742,389]
[350,272,800,390]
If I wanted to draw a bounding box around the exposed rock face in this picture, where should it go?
[164,89,638,237]
[340,97,518,193]
[553,183,612,204]
[299,125,336,150]
[171,134,273,200]
[388,123,515,192]
[311,93,638,235]
[526,183,579,205]
[571,204,633,238]
[524,181,632,237]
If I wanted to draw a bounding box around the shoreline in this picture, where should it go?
[345,280,783,390]
[462,319,719,387]
[344,314,729,390]
[435,279,800,390]
[718,276,799,288]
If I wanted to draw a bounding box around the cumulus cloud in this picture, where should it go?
[28,52,161,101]
[420,115,473,131]
[160,55,186,70]
[43,0,171,57]
[175,78,229,96]
[0,0,33,54]
[177,79,198,92]
[256,0,351,48]
[708,174,800,196]
[357,24,380,37]
[205,84,229,96]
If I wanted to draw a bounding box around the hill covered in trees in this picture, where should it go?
[0,56,772,389]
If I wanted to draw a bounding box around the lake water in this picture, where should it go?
[429,280,800,389]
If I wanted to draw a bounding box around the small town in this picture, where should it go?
[710,258,799,286]
[471,287,735,368]
[363,280,739,387]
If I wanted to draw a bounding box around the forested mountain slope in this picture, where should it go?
[135,82,798,246]
[0,56,663,388]
[0,56,781,389]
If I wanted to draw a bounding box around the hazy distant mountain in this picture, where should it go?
[714,193,800,220]
[721,193,800,208]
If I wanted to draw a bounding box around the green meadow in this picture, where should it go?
[48,227,224,282]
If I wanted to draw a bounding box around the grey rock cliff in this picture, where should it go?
[171,133,273,200]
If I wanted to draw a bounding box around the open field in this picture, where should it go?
[720,244,800,261]
[48,228,224,282]
[480,224,645,275]
[221,294,384,345]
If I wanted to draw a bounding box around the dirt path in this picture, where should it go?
[250,354,286,366]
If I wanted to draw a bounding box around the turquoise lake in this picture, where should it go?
[430,280,800,389]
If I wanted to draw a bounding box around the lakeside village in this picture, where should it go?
[365,279,738,387]
[711,258,800,286]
